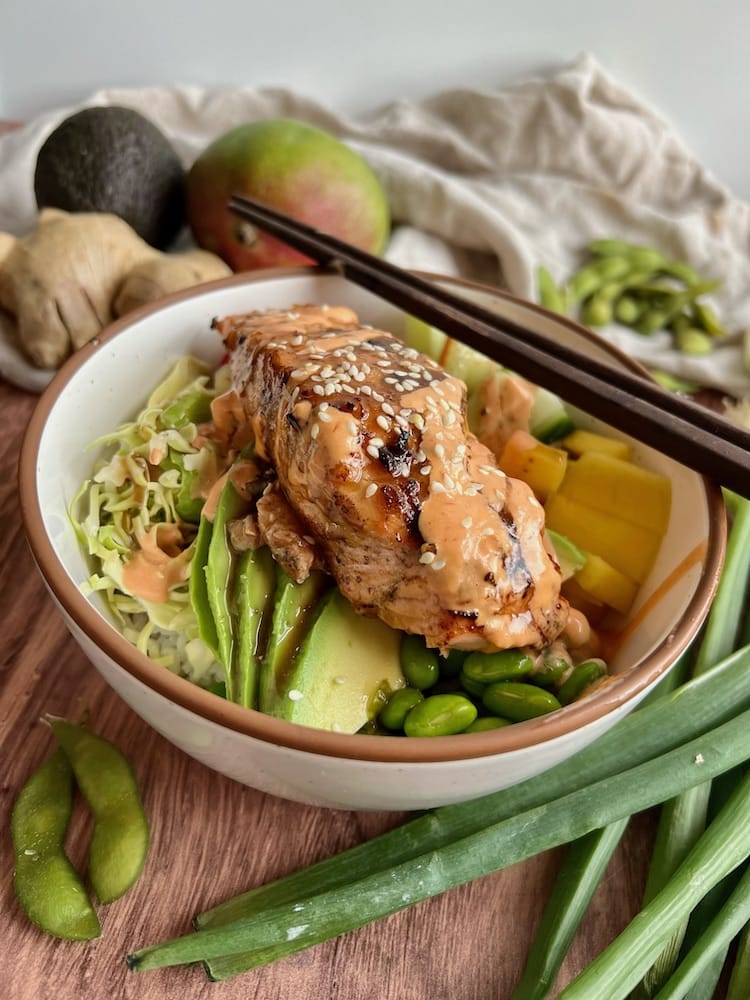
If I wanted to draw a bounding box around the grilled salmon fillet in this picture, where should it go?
[214,304,568,652]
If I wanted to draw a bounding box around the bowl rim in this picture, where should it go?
[18,266,727,764]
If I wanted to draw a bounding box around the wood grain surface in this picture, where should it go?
[0,371,668,1000]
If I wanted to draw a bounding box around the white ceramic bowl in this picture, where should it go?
[19,269,726,811]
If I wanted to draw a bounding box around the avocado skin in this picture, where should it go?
[34,106,185,249]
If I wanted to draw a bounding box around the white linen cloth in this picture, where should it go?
[1,53,749,398]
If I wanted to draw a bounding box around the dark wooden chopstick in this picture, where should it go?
[228,194,750,498]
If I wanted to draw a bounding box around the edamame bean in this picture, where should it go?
[482,681,562,721]
[674,326,713,356]
[379,687,424,731]
[464,716,513,733]
[462,649,534,685]
[49,719,149,904]
[558,658,608,706]
[459,671,488,699]
[531,653,570,688]
[11,749,100,940]
[438,649,467,679]
[403,694,478,737]
[400,635,441,690]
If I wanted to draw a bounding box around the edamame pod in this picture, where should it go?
[11,749,100,940]
[557,658,608,706]
[49,719,149,904]
[567,257,633,303]
[482,681,562,721]
[462,649,534,685]
[674,326,713,356]
[537,266,568,314]
[691,301,726,337]
[403,694,478,737]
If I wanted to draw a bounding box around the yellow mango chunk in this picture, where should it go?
[561,429,632,461]
[544,492,661,584]
[575,551,640,615]
[499,429,568,501]
[558,451,671,535]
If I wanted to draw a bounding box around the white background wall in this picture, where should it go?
[2,1,749,199]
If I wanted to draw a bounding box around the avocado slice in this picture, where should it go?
[258,568,329,715]
[273,589,406,733]
[189,514,219,660]
[547,529,587,581]
[204,477,249,683]
[231,546,276,710]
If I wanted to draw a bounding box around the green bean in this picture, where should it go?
[483,681,561,721]
[400,635,441,690]
[379,688,424,731]
[11,749,100,940]
[558,659,607,706]
[462,649,534,685]
[403,694,477,737]
[49,719,149,904]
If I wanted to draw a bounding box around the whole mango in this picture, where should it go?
[186,118,390,270]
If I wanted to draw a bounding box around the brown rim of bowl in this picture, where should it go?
[18,266,727,764]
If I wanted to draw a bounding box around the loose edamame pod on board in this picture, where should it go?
[48,719,149,905]
[11,748,101,940]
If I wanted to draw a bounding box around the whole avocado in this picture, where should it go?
[34,106,185,249]
[186,118,390,270]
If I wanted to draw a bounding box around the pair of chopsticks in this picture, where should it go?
[228,194,750,499]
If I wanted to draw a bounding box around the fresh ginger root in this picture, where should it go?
[113,249,230,317]
[0,208,230,369]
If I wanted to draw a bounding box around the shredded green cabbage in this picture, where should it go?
[72,356,227,686]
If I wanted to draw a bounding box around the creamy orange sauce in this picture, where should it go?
[122,523,192,603]
[478,373,536,456]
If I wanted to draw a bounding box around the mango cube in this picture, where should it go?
[499,430,568,501]
[544,492,661,584]
[575,551,639,615]
[558,451,671,535]
[560,429,632,461]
